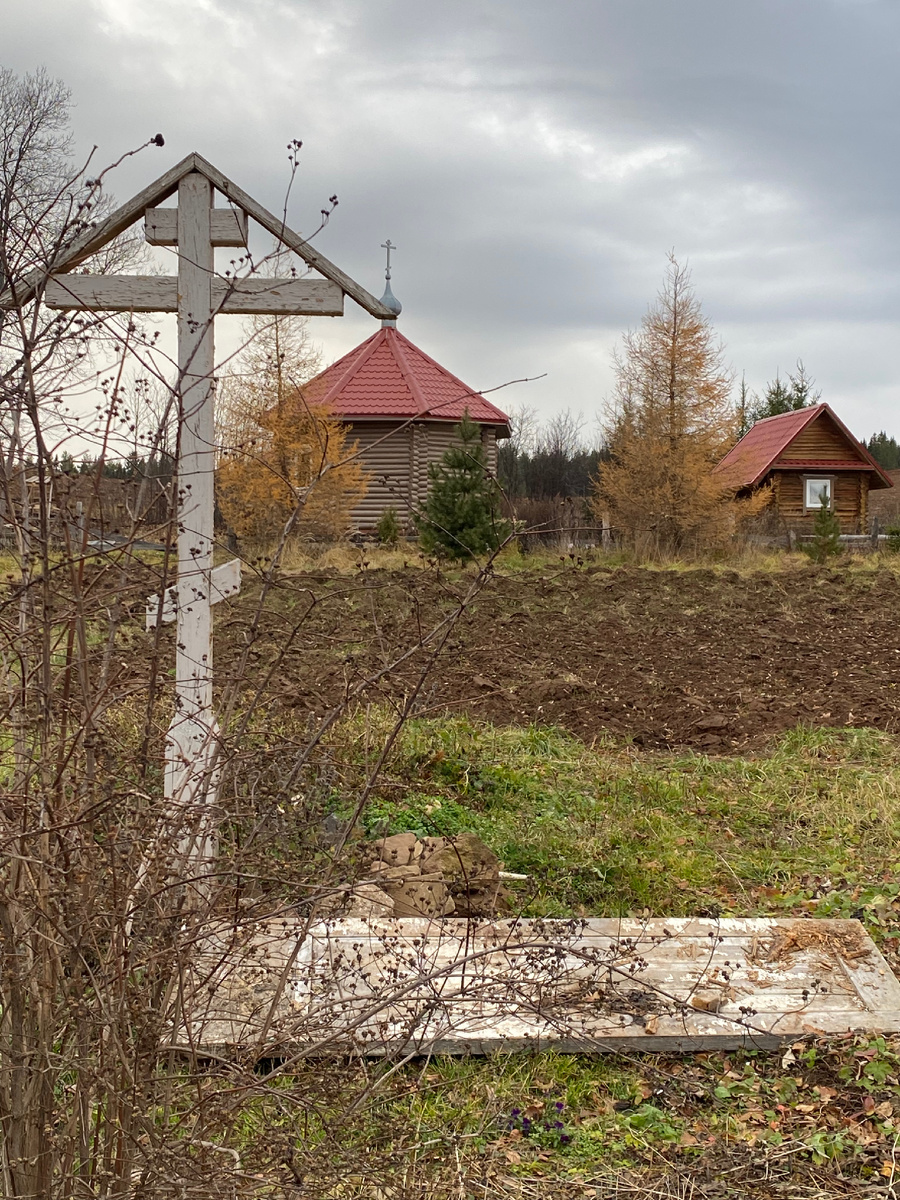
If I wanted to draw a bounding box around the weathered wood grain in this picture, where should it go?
[165,170,217,807]
[211,277,343,315]
[772,469,868,532]
[44,274,344,316]
[179,916,900,1056]
[44,275,176,312]
[0,151,393,318]
[778,417,867,464]
[0,153,191,307]
[146,559,241,630]
[192,152,391,318]
[145,206,248,247]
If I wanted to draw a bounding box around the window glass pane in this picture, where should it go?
[805,478,831,507]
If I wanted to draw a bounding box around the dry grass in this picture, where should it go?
[249,536,900,579]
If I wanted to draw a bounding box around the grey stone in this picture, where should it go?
[344,884,394,919]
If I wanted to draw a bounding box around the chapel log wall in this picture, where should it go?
[346,421,501,532]
[346,423,413,530]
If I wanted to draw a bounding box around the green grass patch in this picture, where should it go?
[334,714,900,926]
[229,1035,900,1189]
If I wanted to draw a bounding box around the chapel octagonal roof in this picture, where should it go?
[301,326,511,434]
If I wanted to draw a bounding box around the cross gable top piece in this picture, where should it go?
[0,151,395,320]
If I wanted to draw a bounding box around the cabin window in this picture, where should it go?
[804,477,832,510]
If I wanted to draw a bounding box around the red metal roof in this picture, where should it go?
[714,403,893,490]
[300,326,510,431]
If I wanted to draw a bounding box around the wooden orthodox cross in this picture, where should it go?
[1,152,391,848]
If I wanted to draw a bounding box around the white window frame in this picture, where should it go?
[803,476,834,511]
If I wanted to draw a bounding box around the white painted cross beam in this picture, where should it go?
[146,559,242,629]
[182,916,900,1054]
[0,152,394,879]
[44,275,344,316]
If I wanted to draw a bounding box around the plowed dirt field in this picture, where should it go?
[212,563,900,751]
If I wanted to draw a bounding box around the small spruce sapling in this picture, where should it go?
[806,490,842,562]
[416,411,510,560]
[376,505,402,546]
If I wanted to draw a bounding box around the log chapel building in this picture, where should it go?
[299,266,510,532]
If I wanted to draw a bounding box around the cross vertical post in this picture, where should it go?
[168,172,218,853]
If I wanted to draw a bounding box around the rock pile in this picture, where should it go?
[341,831,507,920]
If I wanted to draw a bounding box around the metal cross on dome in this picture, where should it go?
[1,151,392,858]
[381,238,396,279]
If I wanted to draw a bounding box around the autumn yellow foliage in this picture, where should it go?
[215,314,367,546]
[593,255,769,554]
[217,392,367,545]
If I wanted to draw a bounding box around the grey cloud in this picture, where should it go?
[3,0,900,429]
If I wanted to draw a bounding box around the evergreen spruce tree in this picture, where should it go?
[416,412,510,560]
[376,506,401,546]
[747,361,820,425]
[806,490,842,562]
[866,432,900,470]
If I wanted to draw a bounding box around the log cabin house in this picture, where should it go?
[714,403,892,533]
[299,277,510,533]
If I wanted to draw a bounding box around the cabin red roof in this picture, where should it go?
[714,403,893,490]
[301,326,510,432]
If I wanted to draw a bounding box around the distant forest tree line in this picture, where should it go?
[54,450,174,480]
[865,432,900,471]
[49,367,899,501]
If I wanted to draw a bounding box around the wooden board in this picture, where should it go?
[772,469,866,532]
[778,411,867,464]
[44,274,343,316]
[144,206,248,247]
[179,916,900,1056]
[146,558,241,629]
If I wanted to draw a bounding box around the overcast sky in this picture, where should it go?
[5,0,900,440]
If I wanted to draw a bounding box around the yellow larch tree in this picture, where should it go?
[216,313,367,546]
[593,254,766,554]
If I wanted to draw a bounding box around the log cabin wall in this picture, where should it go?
[483,427,498,475]
[345,421,502,532]
[407,424,499,508]
[346,421,414,530]
[776,418,863,464]
[769,469,868,533]
[718,404,891,536]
